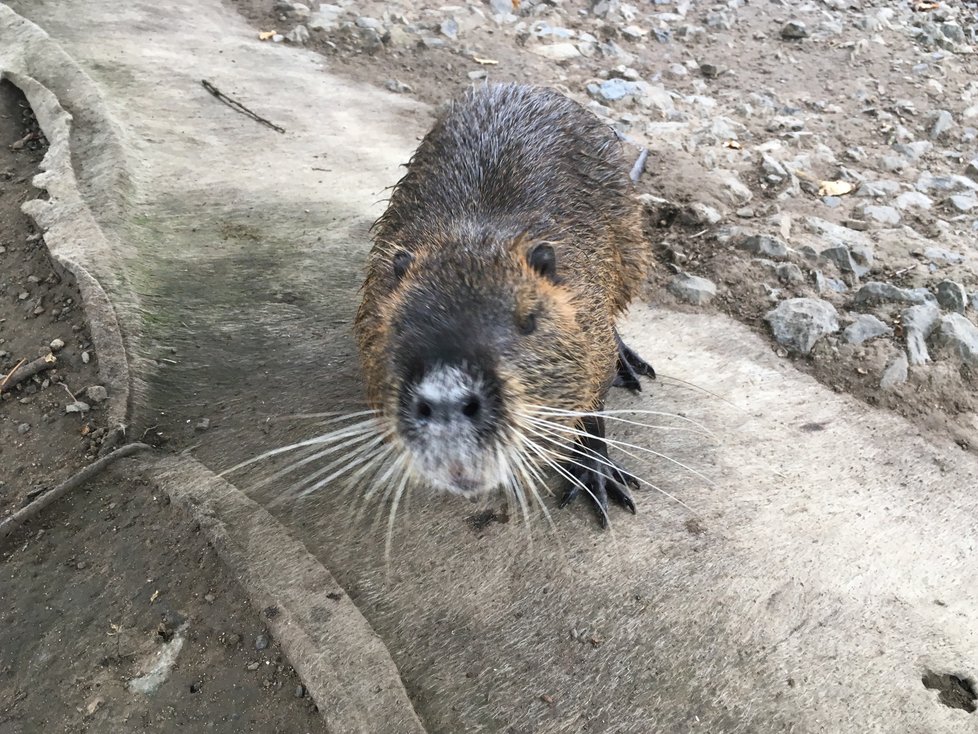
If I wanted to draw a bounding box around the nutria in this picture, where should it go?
[354,83,654,526]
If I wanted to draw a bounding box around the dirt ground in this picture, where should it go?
[0,82,322,733]
[229,0,978,451]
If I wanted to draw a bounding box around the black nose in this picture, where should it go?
[414,393,483,424]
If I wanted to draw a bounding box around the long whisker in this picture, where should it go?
[518,431,613,530]
[265,409,379,423]
[526,404,714,435]
[655,373,740,409]
[530,411,717,440]
[510,434,557,534]
[252,430,382,491]
[219,417,383,475]
[384,471,412,569]
[520,420,695,513]
[522,415,716,487]
[282,433,391,501]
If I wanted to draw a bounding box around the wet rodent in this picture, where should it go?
[354,82,654,525]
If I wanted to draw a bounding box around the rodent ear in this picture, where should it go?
[526,242,557,282]
[392,250,413,282]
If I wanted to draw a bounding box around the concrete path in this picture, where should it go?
[2,0,976,731]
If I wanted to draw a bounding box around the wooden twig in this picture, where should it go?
[0,354,56,393]
[629,148,649,185]
[200,79,286,134]
[0,443,152,543]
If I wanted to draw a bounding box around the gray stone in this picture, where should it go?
[384,79,412,94]
[857,180,902,197]
[587,78,644,103]
[765,298,840,354]
[86,385,108,403]
[49,338,65,352]
[739,234,789,259]
[490,0,516,14]
[843,314,893,345]
[307,6,341,31]
[936,281,967,313]
[879,351,909,389]
[902,303,940,365]
[668,274,717,305]
[948,193,977,212]
[81,351,91,364]
[894,191,933,210]
[665,63,687,80]
[932,314,978,366]
[966,158,978,183]
[930,110,954,140]
[916,172,978,193]
[17,423,30,435]
[468,70,487,81]
[820,246,869,278]
[530,43,581,61]
[854,282,934,307]
[354,16,382,30]
[195,417,211,432]
[858,205,901,225]
[923,246,964,264]
[284,24,310,44]
[66,400,91,414]
[255,634,270,651]
[781,21,808,39]
[777,263,805,285]
[815,271,848,294]
[440,18,459,39]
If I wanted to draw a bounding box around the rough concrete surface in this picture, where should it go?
[2,0,977,732]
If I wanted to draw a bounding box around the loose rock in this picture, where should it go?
[902,302,940,365]
[86,385,108,403]
[285,25,310,44]
[936,281,967,313]
[49,338,65,352]
[668,274,717,305]
[932,314,978,367]
[765,298,840,354]
[66,401,91,414]
[854,282,933,307]
[879,351,909,389]
[843,314,893,345]
[781,21,808,40]
[739,234,789,259]
[17,423,30,435]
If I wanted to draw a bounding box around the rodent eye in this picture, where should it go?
[392,251,413,282]
[527,242,557,282]
[517,310,537,336]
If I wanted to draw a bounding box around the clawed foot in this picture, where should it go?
[558,415,639,528]
[613,329,655,393]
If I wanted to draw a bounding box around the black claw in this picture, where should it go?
[558,413,639,528]
[614,329,656,393]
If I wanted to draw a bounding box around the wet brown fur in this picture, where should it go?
[354,83,649,436]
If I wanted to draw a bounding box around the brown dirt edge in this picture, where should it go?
[2,8,426,732]
[154,455,427,734]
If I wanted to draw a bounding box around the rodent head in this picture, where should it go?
[356,233,602,498]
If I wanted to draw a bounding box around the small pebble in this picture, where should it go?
[255,634,270,651]
[66,401,91,414]
[86,385,108,403]
[295,685,306,698]
[81,351,91,364]
[246,662,260,672]
[204,593,216,603]
[384,79,412,94]
[781,21,808,40]
[194,417,211,432]
[17,423,31,435]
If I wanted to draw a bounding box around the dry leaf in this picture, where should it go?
[473,57,499,65]
[150,589,160,603]
[86,698,103,715]
[818,180,854,197]
[258,30,277,41]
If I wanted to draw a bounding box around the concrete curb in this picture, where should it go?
[155,455,426,733]
[0,7,427,731]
